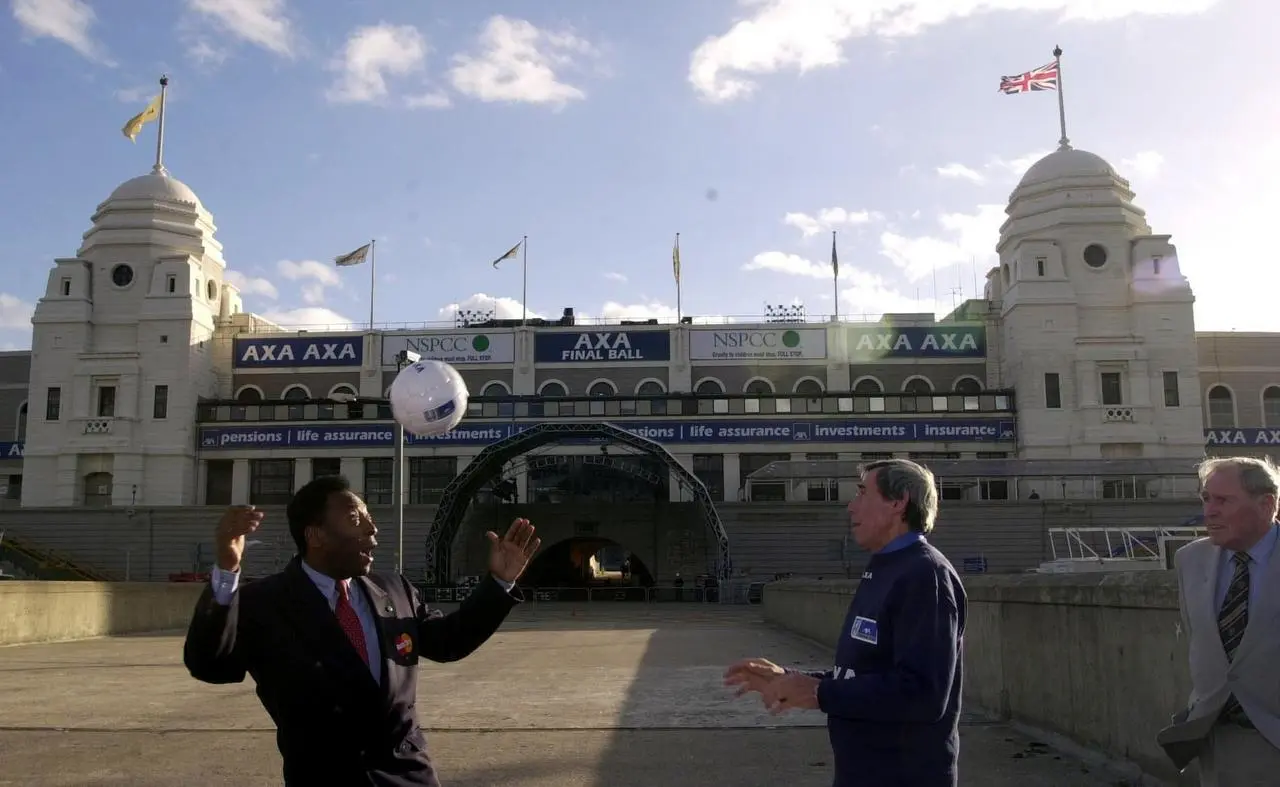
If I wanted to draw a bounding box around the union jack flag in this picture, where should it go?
[999,61,1058,94]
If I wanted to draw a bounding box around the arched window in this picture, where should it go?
[481,382,509,397]
[904,377,933,395]
[1264,386,1280,427]
[744,379,773,395]
[853,378,883,395]
[588,380,617,397]
[1206,386,1235,429]
[636,380,665,395]
[694,379,724,395]
[794,378,824,396]
[954,377,982,395]
[283,385,309,420]
[539,381,567,397]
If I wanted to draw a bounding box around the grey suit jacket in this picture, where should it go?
[1157,535,1280,771]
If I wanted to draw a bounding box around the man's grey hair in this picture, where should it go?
[1197,455,1280,510]
[861,458,939,534]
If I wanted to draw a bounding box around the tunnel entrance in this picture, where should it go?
[424,422,729,585]
[521,537,656,590]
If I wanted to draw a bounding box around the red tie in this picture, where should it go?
[335,580,369,665]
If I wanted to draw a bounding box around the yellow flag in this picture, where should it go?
[121,95,161,142]
[672,234,681,284]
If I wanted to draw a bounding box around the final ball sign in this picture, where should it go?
[389,360,469,437]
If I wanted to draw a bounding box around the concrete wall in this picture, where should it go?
[0,581,206,646]
[0,498,1201,584]
[763,572,1195,785]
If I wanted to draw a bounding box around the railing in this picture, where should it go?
[197,390,1018,424]
[415,582,766,605]
[0,530,114,581]
[1038,526,1207,573]
[222,312,970,334]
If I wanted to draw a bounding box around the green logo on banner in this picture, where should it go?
[782,330,800,348]
[472,335,490,352]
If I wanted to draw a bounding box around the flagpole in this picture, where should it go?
[1053,45,1069,149]
[675,233,682,324]
[521,235,528,326]
[368,239,376,330]
[153,75,169,174]
[831,231,839,322]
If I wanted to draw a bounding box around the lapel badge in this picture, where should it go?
[384,603,394,614]
[395,633,413,656]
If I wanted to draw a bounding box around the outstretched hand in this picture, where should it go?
[723,657,786,698]
[486,518,540,584]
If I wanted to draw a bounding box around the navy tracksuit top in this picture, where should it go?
[808,533,967,787]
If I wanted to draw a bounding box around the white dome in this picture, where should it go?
[1017,147,1115,188]
[107,171,202,208]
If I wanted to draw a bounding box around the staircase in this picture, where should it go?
[0,530,113,581]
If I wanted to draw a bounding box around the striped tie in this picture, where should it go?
[1217,552,1250,722]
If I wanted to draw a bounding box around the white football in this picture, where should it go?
[388,359,469,437]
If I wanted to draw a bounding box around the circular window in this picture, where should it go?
[206,280,218,300]
[111,264,134,287]
[1082,244,1108,268]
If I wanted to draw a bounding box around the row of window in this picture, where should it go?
[1204,385,1280,429]
[230,375,985,403]
[1041,371,1280,425]
[198,389,1015,424]
[202,451,1022,507]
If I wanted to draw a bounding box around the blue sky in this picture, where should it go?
[0,0,1276,349]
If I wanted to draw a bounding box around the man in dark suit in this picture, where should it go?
[183,475,540,786]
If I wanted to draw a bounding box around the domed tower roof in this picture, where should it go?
[1017,147,1116,189]
[106,169,203,209]
[78,166,223,261]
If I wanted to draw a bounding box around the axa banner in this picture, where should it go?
[846,325,985,359]
[534,330,671,363]
[381,331,515,365]
[1204,428,1280,446]
[690,328,826,361]
[233,336,364,369]
[0,441,23,459]
[198,418,1015,450]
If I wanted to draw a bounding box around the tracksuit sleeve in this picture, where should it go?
[815,569,960,723]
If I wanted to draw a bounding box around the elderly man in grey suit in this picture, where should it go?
[1158,455,1280,785]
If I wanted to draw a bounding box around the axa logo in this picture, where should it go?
[235,339,361,366]
[573,332,632,350]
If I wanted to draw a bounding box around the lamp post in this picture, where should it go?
[392,350,421,574]
[328,347,420,576]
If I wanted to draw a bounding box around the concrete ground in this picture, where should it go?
[0,603,1128,786]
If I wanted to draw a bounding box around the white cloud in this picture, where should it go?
[594,301,678,322]
[449,16,593,107]
[744,251,834,279]
[439,293,539,323]
[603,272,628,283]
[12,0,112,64]
[405,91,451,110]
[1120,150,1164,180]
[840,269,939,320]
[185,0,296,58]
[326,24,430,105]
[0,293,35,330]
[186,38,229,67]
[784,207,882,238]
[690,0,1219,102]
[936,162,985,184]
[879,204,1005,281]
[224,270,278,299]
[259,307,358,331]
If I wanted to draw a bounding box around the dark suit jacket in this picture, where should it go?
[183,557,522,786]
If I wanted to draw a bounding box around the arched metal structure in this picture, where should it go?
[424,422,731,583]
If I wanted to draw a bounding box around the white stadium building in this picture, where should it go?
[0,146,1276,587]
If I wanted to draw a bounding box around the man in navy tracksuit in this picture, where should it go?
[725,458,967,787]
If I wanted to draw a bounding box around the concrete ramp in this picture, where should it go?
[0,604,1123,786]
